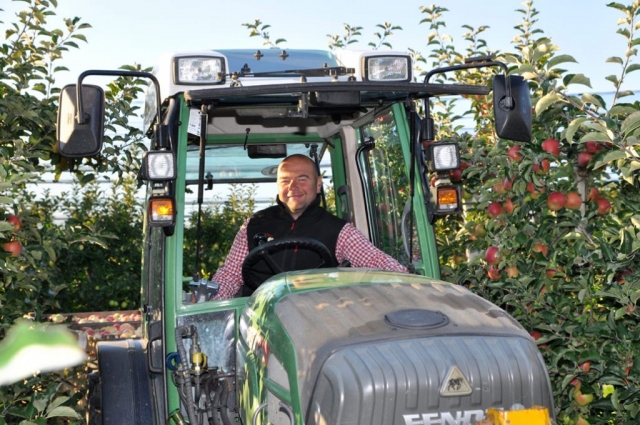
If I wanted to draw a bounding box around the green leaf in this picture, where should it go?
[581,93,603,108]
[535,92,562,116]
[546,54,577,69]
[45,397,70,413]
[606,56,624,64]
[44,406,80,419]
[621,110,640,134]
[592,150,626,169]
[565,117,588,142]
[617,90,635,98]
[603,384,615,398]
[579,131,612,143]
[606,74,620,85]
[609,104,639,115]
[566,73,592,88]
[627,63,640,73]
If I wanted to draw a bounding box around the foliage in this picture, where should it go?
[426,2,640,423]
[0,369,85,425]
[327,22,403,50]
[38,177,143,312]
[241,19,286,48]
[0,0,91,419]
[183,185,257,281]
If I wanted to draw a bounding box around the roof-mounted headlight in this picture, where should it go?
[426,142,460,173]
[174,56,225,85]
[140,151,176,181]
[364,55,411,82]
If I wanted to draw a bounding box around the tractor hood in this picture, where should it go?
[238,269,551,424]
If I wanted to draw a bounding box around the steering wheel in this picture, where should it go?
[241,237,333,291]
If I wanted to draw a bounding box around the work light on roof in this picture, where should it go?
[428,142,460,172]
[364,55,411,82]
[175,56,225,85]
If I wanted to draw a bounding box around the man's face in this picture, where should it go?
[277,157,322,219]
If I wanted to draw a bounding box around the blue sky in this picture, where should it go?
[3,0,640,95]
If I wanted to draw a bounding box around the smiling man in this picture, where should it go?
[209,154,407,300]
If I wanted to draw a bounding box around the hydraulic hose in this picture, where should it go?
[219,378,233,425]
[209,378,222,425]
[175,326,198,425]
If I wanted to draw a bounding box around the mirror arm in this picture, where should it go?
[423,58,513,109]
[76,69,164,132]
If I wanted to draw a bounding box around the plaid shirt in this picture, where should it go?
[212,218,408,299]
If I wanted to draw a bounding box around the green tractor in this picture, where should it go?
[57,49,552,425]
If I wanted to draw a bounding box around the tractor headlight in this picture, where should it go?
[427,142,460,172]
[140,151,176,181]
[364,55,411,82]
[174,56,225,85]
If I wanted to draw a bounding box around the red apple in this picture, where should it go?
[587,187,599,201]
[507,145,523,162]
[506,266,519,278]
[3,240,22,257]
[546,267,563,279]
[615,269,632,285]
[541,138,560,156]
[459,161,471,171]
[577,151,593,168]
[596,197,611,214]
[585,141,604,153]
[452,255,467,266]
[503,198,516,214]
[565,191,582,210]
[532,243,549,257]
[576,416,590,425]
[503,177,514,191]
[487,265,502,280]
[573,389,594,406]
[449,169,462,182]
[533,159,550,175]
[547,191,566,211]
[492,180,505,193]
[530,330,542,340]
[579,361,591,372]
[6,215,22,233]
[526,182,545,199]
[485,246,500,264]
[474,223,486,237]
[487,202,503,218]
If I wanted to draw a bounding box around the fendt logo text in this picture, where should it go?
[403,410,485,425]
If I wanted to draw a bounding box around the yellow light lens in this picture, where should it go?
[437,187,459,210]
[149,198,175,222]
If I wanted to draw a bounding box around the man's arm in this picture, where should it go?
[211,219,250,299]
[335,223,408,272]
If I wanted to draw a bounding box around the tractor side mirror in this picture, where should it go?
[57,84,105,157]
[493,75,531,143]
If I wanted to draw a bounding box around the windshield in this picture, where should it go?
[185,142,327,185]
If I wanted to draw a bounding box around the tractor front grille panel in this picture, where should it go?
[306,335,553,425]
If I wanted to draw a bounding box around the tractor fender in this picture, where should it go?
[90,339,154,425]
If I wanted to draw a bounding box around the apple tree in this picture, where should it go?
[425,2,640,423]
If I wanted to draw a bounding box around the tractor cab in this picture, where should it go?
[57,49,552,425]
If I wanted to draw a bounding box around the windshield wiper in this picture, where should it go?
[236,66,355,78]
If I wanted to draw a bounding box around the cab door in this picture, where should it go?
[354,105,440,278]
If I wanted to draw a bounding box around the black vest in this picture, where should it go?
[242,197,346,295]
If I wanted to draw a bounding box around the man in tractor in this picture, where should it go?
[209,154,408,300]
